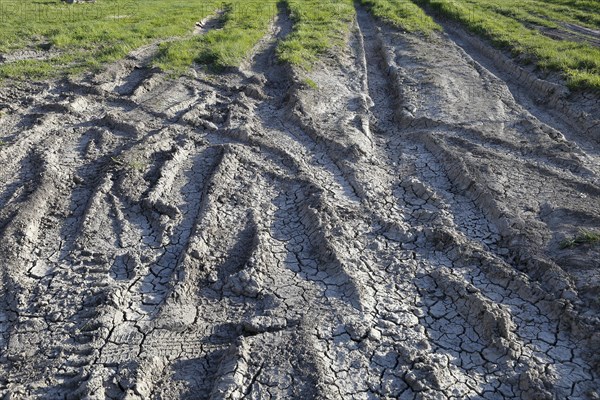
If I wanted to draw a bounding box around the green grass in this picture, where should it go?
[155,2,279,72]
[303,77,319,89]
[1,0,599,87]
[111,155,147,172]
[417,0,600,90]
[0,0,356,78]
[540,0,600,14]
[277,0,356,68]
[0,0,220,80]
[560,229,600,248]
[474,0,600,30]
[361,0,440,33]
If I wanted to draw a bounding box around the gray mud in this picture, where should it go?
[0,5,599,399]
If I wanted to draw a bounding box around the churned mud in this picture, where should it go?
[0,5,599,399]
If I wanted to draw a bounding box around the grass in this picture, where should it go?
[111,156,147,172]
[277,0,356,68]
[0,0,220,80]
[303,77,319,89]
[361,0,440,33]
[470,0,600,31]
[560,229,600,249]
[155,2,279,72]
[540,0,600,14]
[0,0,357,78]
[128,159,148,172]
[0,0,598,87]
[417,0,600,90]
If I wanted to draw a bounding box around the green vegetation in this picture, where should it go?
[560,229,600,248]
[156,2,278,72]
[128,159,148,172]
[418,0,600,90]
[0,0,220,80]
[0,0,358,78]
[359,0,600,88]
[361,0,440,33]
[303,77,319,89]
[0,0,598,87]
[112,155,147,172]
[278,0,355,68]
[459,0,600,31]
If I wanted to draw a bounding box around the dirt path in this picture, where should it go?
[0,5,599,400]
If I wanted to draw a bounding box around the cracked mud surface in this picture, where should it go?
[1,6,599,399]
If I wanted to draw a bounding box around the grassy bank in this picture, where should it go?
[418,0,600,90]
[361,0,440,33]
[1,0,598,87]
[0,0,357,77]
[0,0,220,80]
[277,0,355,68]
[155,2,279,72]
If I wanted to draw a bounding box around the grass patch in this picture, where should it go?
[128,159,148,172]
[277,0,355,68]
[111,156,147,172]
[470,0,600,31]
[361,0,440,33]
[155,2,279,72]
[2,0,597,85]
[560,229,600,248]
[303,77,319,89]
[417,0,600,90]
[0,0,220,81]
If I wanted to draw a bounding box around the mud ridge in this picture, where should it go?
[441,21,600,143]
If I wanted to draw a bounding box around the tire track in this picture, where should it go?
[352,5,599,398]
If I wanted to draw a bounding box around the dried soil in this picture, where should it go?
[0,6,599,399]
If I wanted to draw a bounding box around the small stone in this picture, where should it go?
[29,262,52,279]
[368,328,382,342]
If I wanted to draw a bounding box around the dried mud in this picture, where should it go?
[0,5,599,399]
